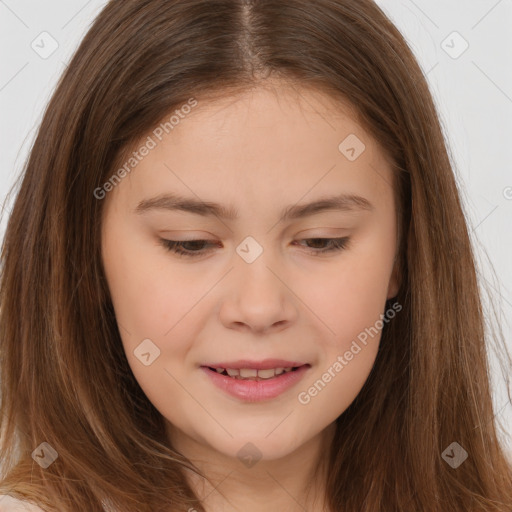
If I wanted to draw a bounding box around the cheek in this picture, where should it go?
[102,240,199,409]
[302,248,394,343]
[295,261,388,417]
[103,215,186,328]
[296,231,394,404]
[102,221,203,370]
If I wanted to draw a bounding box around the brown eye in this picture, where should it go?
[160,239,219,258]
[159,237,351,259]
[293,237,351,255]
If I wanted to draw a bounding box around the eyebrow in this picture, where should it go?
[134,192,374,222]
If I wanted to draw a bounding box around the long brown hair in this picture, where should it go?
[1,0,511,510]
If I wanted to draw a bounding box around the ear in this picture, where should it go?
[386,258,400,300]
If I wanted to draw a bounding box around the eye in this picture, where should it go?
[293,237,351,255]
[159,237,351,259]
[159,238,220,258]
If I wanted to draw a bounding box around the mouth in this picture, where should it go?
[199,362,311,402]
[204,365,306,381]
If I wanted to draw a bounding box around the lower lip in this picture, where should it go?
[200,365,311,402]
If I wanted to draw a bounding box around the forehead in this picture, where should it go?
[105,82,395,217]
[166,82,365,147]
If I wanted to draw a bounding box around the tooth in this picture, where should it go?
[239,368,258,378]
[257,368,276,379]
[222,367,293,380]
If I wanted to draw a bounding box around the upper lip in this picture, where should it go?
[202,359,309,370]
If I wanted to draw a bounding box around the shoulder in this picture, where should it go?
[0,495,45,512]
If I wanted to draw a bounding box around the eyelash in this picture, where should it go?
[159,237,351,258]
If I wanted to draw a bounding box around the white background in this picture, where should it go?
[1,0,511,452]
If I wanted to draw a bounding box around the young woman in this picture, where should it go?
[1,0,511,511]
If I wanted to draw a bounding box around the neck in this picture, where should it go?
[168,422,336,512]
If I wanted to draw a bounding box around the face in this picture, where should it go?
[101,82,400,463]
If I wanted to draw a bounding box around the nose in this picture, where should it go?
[218,257,298,335]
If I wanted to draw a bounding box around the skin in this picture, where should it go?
[101,80,400,511]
